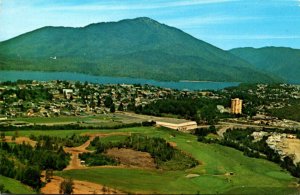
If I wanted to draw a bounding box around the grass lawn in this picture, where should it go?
[3,126,155,137]
[15,116,87,123]
[0,175,35,194]
[52,127,299,194]
[14,114,137,124]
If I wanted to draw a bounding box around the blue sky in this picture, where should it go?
[1,0,300,49]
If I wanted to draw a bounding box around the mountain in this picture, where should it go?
[230,47,300,83]
[0,17,279,82]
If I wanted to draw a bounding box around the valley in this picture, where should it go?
[1,1,300,194]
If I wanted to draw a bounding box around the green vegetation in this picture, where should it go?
[1,126,298,194]
[0,87,52,105]
[79,153,119,166]
[59,178,74,194]
[85,134,198,170]
[196,127,300,178]
[29,133,89,147]
[135,97,227,124]
[230,47,300,83]
[0,17,278,83]
[217,83,299,118]
[269,101,300,122]
[0,122,143,131]
[0,175,35,194]
[16,116,89,124]
[49,126,298,194]
[0,139,70,189]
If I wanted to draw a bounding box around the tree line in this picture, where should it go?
[29,133,89,147]
[0,140,70,190]
[133,97,228,125]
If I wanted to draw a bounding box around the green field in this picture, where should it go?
[14,115,124,124]
[6,126,299,194]
[0,175,35,194]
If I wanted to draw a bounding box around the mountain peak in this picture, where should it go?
[0,18,279,83]
[132,17,155,21]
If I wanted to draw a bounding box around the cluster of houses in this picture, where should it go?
[221,83,300,112]
[0,80,210,118]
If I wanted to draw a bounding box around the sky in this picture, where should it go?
[1,0,300,49]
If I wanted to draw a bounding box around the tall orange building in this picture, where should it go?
[231,98,242,114]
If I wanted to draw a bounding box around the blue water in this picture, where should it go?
[0,71,239,90]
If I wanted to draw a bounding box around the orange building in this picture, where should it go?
[231,98,242,114]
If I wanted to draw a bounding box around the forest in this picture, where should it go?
[133,97,231,124]
[0,140,70,190]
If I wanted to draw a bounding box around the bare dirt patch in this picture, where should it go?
[185,174,200,178]
[3,136,36,147]
[41,175,122,194]
[106,148,156,169]
[282,138,300,163]
[168,142,177,147]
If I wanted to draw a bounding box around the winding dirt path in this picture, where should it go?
[43,132,131,194]
[63,132,131,170]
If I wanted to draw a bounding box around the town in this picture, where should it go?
[1,80,300,194]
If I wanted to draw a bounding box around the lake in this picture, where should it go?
[0,71,240,90]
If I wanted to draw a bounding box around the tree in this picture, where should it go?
[22,166,42,189]
[59,178,74,194]
[118,102,124,111]
[110,104,115,113]
[0,132,5,141]
[104,96,113,108]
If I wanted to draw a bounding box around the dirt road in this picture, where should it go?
[47,132,130,194]
[63,138,92,170]
[217,126,232,137]
[3,136,36,147]
[63,132,131,170]
[41,175,122,194]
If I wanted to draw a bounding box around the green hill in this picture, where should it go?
[230,47,300,83]
[0,17,279,82]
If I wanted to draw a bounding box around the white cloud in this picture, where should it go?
[45,0,238,11]
[163,15,259,28]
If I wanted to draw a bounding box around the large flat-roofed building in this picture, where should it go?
[63,89,73,99]
[156,121,197,132]
[231,98,242,114]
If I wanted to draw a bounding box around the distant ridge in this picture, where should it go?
[230,47,300,83]
[0,17,279,83]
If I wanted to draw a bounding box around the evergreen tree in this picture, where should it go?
[118,102,124,111]
[110,104,115,113]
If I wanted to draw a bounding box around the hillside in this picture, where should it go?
[0,17,279,82]
[230,47,300,83]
